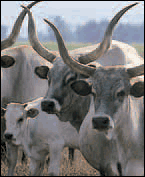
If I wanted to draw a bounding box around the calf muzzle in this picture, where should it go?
[4,133,13,140]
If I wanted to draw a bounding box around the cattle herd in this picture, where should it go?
[1,1,144,176]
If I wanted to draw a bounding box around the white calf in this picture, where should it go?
[2,97,79,176]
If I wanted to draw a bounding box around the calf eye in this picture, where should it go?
[17,117,23,123]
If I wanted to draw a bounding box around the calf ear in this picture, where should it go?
[27,108,39,118]
[1,55,15,68]
[71,80,92,96]
[35,66,49,79]
[130,81,144,97]
[1,107,6,116]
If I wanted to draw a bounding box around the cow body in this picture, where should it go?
[2,98,79,176]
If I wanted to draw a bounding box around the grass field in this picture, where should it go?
[12,41,144,57]
[1,42,144,176]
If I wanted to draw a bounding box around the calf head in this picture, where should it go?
[2,103,39,145]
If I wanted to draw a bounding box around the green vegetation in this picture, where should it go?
[132,43,144,57]
[13,41,144,57]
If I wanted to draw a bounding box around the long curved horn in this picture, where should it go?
[44,18,96,76]
[21,6,56,63]
[127,64,144,78]
[78,2,139,64]
[1,1,41,51]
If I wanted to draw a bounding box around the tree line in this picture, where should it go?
[1,16,144,44]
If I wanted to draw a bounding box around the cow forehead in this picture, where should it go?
[90,67,129,88]
[51,58,74,79]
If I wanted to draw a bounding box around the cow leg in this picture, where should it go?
[38,160,45,176]
[68,147,75,164]
[7,143,18,176]
[1,141,6,161]
[105,163,120,176]
[17,147,24,165]
[48,141,64,176]
[29,158,42,176]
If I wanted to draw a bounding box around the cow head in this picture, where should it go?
[35,61,90,124]
[22,6,91,127]
[71,67,144,138]
[2,103,39,145]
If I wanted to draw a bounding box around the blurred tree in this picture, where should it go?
[75,19,144,44]
[47,16,74,42]
[76,20,109,43]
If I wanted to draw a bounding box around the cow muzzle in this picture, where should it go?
[41,99,60,114]
[92,115,114,140]
[92,116,111,130]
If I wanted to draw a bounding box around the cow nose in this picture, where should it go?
[4,133,13,140]
[41,100,55,113]
[92,117,110,130]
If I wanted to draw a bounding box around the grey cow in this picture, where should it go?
[25,3,143,176]
[46,4,144,176]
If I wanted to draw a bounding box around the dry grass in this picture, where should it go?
[1,148,99,176]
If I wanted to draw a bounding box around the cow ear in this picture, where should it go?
[27,108,39,118]
[1,107,6,116]
[130,81,144,97]
[71,80,92,96]
[35,66,49,79]
[1,55,15,68]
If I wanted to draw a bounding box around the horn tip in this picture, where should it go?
[44,18,48,23]
[131,2,139,7]
[21,5,28,10]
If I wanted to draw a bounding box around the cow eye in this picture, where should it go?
[117,90,125,97]
[17,117,24,123]
[65,74,77,85]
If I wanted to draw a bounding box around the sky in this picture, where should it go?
[1,1,144,38]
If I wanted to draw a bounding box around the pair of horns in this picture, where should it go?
[23,3,144,78]
[1,1,41,51]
